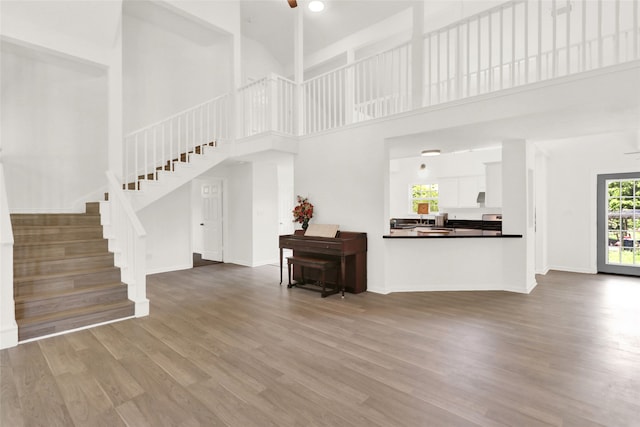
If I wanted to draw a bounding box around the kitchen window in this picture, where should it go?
[410,184,439,214]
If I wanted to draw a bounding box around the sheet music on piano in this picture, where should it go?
[304,224,339,238]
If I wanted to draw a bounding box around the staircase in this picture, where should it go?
[11,202,133,341]
[123,140,228,211]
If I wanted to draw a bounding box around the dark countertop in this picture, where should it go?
[383,227,522,239]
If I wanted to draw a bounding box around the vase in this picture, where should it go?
[302,219,309,230]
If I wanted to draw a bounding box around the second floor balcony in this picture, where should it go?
[122,0,639,185]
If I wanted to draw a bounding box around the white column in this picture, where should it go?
[294,7,304,136]
[411,1,425,109]
[502,139,537,293]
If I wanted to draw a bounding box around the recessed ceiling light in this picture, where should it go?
[421,149,441,157]
[308,1,325,12]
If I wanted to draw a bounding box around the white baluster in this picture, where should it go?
[524,1,529,84]
[538,0,542,81]
[512,3,516,86]
[615,0,621,64]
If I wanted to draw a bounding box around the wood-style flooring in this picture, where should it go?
[1,265,639,426]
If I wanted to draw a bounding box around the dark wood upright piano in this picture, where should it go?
[279,230,367,294]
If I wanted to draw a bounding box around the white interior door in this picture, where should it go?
[200,179,223,261]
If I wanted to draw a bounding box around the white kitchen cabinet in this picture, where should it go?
[438,175,484,208]
[485,162,502,207]
[458,176,482,207]
[437,178,459,208]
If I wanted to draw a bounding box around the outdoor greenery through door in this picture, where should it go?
[598,172,640,276]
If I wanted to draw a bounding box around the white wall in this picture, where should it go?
[138,183,192,274]
[123,11,232,133]
[166,0,240,37]
[252,162,280,265]
[0,0,121,67]
[544,131,640,274]
[242,36,285,84]
[1,44,109,212]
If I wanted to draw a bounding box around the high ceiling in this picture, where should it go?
[240,0,417,65]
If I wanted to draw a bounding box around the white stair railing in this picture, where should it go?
[424,0,640,105]
[0,162,18,349]
[303,42,412,134]
[123,93,231,190]
[238,73,297,138]
[105,171,148,317]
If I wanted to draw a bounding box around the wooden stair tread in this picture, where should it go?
[12,224,102,230]
[15,281,126,303]
[13,237,104,247]
[13,251,113,265]
[13,237,106,247]
[14,265,120,283]
[16,300,134,327]
[10,213,100,218]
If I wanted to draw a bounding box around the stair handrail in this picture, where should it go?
[106,171,149,317]
[123,93,231,189]
[124,93,231,138]
[0,162,18,349]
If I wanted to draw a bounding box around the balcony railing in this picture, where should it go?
[123,0,639,186]
[303,42,412,134]
[424,0,640,105]
[238,74,297,138]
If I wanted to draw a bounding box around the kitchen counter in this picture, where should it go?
[384,227,522,238]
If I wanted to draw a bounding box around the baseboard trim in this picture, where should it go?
[135,299,150,317]
[548,265,597,274]
[383,283,532,293]
[536,267,551,275]
[0,323,19,349]
[224,258,252,267]
[146,263,192,275]
[252,258,280,267]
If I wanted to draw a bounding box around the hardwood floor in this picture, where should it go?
[2,265,639,426]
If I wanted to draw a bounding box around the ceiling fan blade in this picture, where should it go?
[287,0,298,7]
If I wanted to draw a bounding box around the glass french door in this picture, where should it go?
[597,172,640,276]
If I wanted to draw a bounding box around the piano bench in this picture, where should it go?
[286,256,343,298]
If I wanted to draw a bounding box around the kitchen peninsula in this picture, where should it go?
[381,216,529,294]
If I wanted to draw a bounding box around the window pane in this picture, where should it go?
[608,246,620,264]
[621,180,634,197]
[608,181,620,198]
